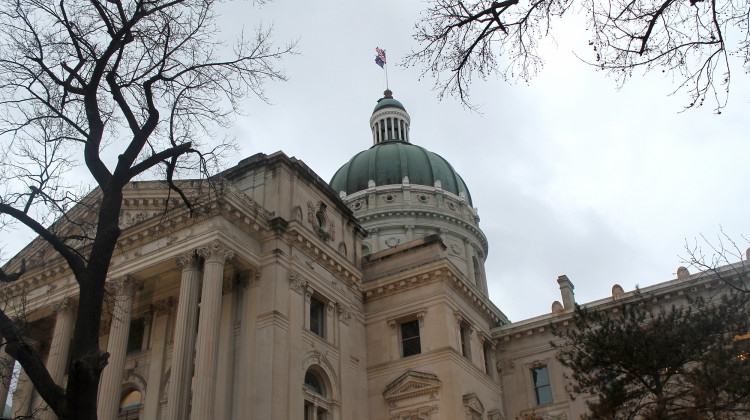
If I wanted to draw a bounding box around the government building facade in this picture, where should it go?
[1,91,746,420]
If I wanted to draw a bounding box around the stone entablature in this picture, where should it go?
[362,239,507,327]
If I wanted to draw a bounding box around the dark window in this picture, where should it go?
[304,401,314,420]
[304,371,324,396]
[401,320,421,357]
[310,297,325,338]
[533,366,553,405]
[460,325,470,359]
[484,343,493,376]
[472,256,482,288]
[126,318,145,355]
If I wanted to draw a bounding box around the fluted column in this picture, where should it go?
[165,252,202,420]
[190,240,234,420]
[98,276,143,420]
[38,298,76,420]
[143,298,174,420]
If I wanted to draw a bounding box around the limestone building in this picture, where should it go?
[0,91,746,420]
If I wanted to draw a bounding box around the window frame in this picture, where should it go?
[532,365,553,406]
[309,295,326,338]
[400,319,422,358]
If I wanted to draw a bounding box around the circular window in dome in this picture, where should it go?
[418,194,430,203]
[352,200,363,210]
[382,194,396,203]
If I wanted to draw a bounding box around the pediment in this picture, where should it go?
[463,392,484,414]
[383,370,441,402]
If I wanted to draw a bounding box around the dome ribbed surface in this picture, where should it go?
[330,141,473,205]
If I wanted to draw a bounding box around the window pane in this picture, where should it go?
[119,390,142,412]
[126,318,145,355]
[402,337,421,357]
[533,366,553,405]
[484,345,493,375]
[401,320,421,357]
[533,367,550,387]
[536,385,553,405]
[304,371,323,395]
[460,327,469,358]
[310,297,325,337]
[401,320,419,339]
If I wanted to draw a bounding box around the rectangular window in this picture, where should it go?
[484,343,493,376]
[532,366,553,405]
[310,297,325,338]
[401,320,421,357]
[460,325,470,359]
[126,318,145,355]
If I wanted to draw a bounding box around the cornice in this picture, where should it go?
[285,222,362,290]
[363,260,507,326]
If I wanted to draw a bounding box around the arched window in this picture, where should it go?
[305,371,325,396]
[303,368,332,420]
[119,389,142,419]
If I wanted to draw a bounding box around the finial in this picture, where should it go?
[384,89,393,99]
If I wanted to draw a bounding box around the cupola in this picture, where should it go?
[370,89,410,144]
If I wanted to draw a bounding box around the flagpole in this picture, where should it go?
[385,61,389,90]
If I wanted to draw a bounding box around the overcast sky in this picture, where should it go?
[3,0,749,322]
[222,0,750,321]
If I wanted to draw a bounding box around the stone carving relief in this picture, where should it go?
[383,370,441,420]
[449,242,463,255]
[382,193,396,203]
[338,242,348,257]
[385,237,400,248]
[119,210,161,229]
[307,201,335,242]
[462,393,484,420]
[293,206,303,221]
[289,271,309,293]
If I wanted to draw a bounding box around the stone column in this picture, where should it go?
[190,241,233,420]
[98,276,143,420]
[12,368,33,417]
[38,298,76,420]
[165,252,202,420]
[143,298,173,420]
[0,350,14,413]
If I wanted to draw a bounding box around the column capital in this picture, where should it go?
[289,271,308,293]
[197,240,234,264]
[107,276,144,298]
[53,296,76,317]
[175,251,200,270]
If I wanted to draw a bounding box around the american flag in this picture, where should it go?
[375,47,386,66]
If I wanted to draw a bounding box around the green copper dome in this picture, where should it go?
[373,98,405,113]
[330,140,473,205]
